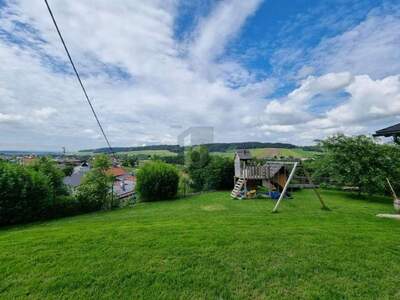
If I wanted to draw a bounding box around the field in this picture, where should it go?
[1,190,399,299]
[77,149,177,157]
[211,147,319,159]
[117,149,177,157]
[76,147,316,159]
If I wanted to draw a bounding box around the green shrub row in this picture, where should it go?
[306,134,400,195]
[0,155,114,226]
[136,161,179,201]
[187,146,234,191]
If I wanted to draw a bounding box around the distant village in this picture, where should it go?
[0,153,136,200]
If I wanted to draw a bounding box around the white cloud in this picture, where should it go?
[326,75,400,123]
[260,73,400,144]
[257,5,400,144]
[0,0,271,150]
[0,1,399,150]
[264,72,353,125]
[0,112,22,123]
[33,107,57,120]
[310,7,400,79]
[190,0,262,64]
[287,72,353,104]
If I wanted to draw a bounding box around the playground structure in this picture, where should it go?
[386,178,400,213]
[376,179,400,220]
[231,149,327,212]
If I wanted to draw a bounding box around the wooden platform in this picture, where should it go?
[376,214,400,220]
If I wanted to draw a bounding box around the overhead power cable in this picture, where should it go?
[44,0,115,156]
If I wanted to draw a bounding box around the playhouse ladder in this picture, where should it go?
[231,178,246,198]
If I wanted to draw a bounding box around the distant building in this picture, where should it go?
[107,166,136,199]
[63,162,91,190]
[113,174,136,199]
[20,156,37,166]
[374,122,400,144]
[106,166,129,177]
[63,164,136,199]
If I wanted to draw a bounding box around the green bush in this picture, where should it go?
[204,156,234,190]
[30,157,67,196]
[75,154,113,211]
[62,165,74,176]
[0,155,118,226]
[187,146,210,191]
[0,162,52,225]
[187,146,234,191]
[44,195,82,219]
[311,134,400,195]
[136,161,179,201]
[75,180,112,211]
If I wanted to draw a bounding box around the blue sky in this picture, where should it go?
[0,0,399,150]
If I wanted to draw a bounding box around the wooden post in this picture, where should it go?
[272,162,298,213]
[303,165,328,209]
[387,178,398,199]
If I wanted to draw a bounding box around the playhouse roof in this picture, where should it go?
[374,122,400,137]
[235,149,252,160]
[265,164,285,178]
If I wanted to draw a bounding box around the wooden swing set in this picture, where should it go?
[386,178,400,213]
[231,150,328,212]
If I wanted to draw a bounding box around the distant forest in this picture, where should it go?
[80,142,321,154]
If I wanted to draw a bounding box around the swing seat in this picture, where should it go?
[269,191,281,200]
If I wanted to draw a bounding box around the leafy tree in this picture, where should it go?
[0,161,52,225]
[120,155,138,168]
[312,134,400,195]
[188,146,210,169]
[161,154,185,165]
[136,161,179,201]
[394,134,400,145]
[92,154,112,170]
[30,157,66,196]
[187,146,211,191]
[178,173,192,197]
[204,156,234,190]
[187,147,234,191]
[151,154,161,161]
[62,165,74,177]
[76,154,113,211]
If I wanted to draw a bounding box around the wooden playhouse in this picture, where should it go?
[231,149,327,213]
[232,149,290,198]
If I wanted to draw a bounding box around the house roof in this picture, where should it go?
[63,170,88,187]
[235,149,252,160]
[374,122,400,137]
[21,157,36,166]
[113,176,136,198]
[125,175,135,181]
[63,163,91,188]
[106,166,128,177]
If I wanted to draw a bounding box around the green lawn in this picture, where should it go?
[1,190,400,299]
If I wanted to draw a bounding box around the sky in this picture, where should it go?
[0,0,400,151]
